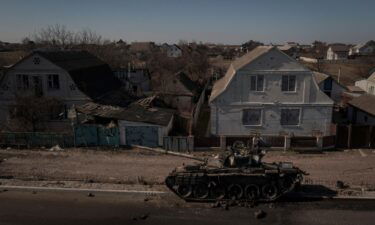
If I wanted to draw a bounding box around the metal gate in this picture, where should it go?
[125,126,159,147]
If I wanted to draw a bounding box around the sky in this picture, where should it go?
[0,0,374,44]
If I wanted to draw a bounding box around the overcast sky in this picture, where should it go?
[1,0,374,44]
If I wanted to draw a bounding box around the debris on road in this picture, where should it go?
[254,210,266,219]
[87,192,95,197]
[49,145,63,152]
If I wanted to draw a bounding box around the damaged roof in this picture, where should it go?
[76,100,174,126]
[210,46,274,102]
[348,94,375,116]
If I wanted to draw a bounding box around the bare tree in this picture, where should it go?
[32,24,74,47]
[7,96,64,132]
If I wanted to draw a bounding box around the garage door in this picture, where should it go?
[125,126,159,147]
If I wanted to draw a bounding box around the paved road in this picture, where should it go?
[0,189,375,225]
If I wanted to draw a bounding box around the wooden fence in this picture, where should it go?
[336,125,375,148]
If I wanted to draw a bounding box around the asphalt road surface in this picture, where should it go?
[0,189,375,225]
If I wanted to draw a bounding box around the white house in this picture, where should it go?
[355,71,375,95]
[161,43,182,58]
[349,42,375,56]
[0,50,122,129]
[326,45,350,60]
[209,46,334,137]
[312,71,347,104]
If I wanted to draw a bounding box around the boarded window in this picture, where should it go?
[47,74,60,90]
[16,74,29,90]
[243,108,262,125]
[281,109,300,125]
[250,75,264,91]
[281,75,296,92]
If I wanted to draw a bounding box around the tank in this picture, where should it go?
[164,137,307,202]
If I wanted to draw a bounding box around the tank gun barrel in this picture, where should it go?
[131,145,206,162]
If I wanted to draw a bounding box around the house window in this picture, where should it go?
[242,108,262,126]
[250,75,264,91]
[47,74,60,90]
[281,108,300,125]
[16,74,29,90]
[281,75,296,92]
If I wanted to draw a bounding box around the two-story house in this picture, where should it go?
[209,46,334,137]
[0,49,122,128]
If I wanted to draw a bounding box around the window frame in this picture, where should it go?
[242,108,263,126]
[280,108,301,126]
[16,74,30,90]
[249,75,265,92]
[47,74,60,90]
[281,75,297,92]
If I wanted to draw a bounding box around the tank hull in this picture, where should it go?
[165,163,303,202]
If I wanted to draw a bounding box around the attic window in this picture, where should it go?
[33,57,41,65]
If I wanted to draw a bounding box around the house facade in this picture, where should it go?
[355,72,375,95]
[349,42,375,56]
[161,44,182,58]
[312,71,347,103]
[113,68,151,96]
[0,50,121,129]
[326,45,350,60]
[209,46,334,137]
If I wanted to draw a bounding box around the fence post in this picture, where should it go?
[284,135,291,151]
[347,124,352,149]
[188,136,194,152]
[220,135,226,151]
[317,136,323,150]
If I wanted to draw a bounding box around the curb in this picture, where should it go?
[0,185,168,195]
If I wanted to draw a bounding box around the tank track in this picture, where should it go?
[165,166,302,202]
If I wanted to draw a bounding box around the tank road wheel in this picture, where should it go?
[209,183,226,200]
[245,184,260,200]
[177,185,192,198]
[262,184,278,200]
[227,184,243,200]
[194,183,209,199]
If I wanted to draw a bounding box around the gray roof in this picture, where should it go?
[330,45,350,52]
[348,94,375,116]
[210,46,274,102]
[312,71,329,84]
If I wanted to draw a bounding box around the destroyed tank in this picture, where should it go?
[164,137,307,202]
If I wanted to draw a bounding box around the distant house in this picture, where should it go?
[209,46,334,137]
[355,71,375,95]
[326,45,350,60]
[349,41,375,56]
[160,71,202,115]
[347,95,375,125]
[160,43,182,58]
[76,96,174,147]
[312,71,346,103]
[277,45,299,59]
[113,68,151,96]
[341,85,366,106]
[130,42,155,52]
[0,49,123,130]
